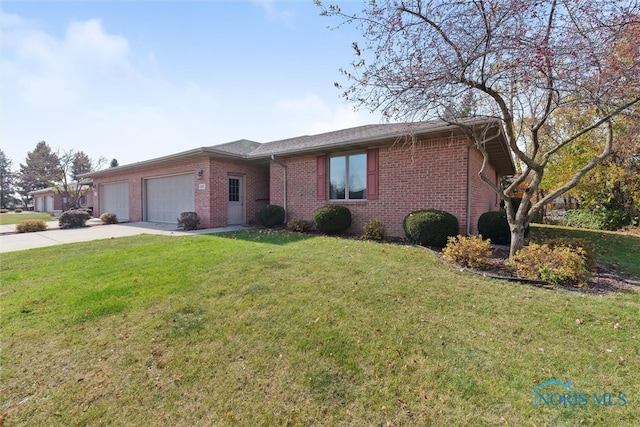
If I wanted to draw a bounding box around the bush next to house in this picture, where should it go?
[509,243,590,287]
[16,220,48,233]
[58,210,91,229]
[477,210,510,245]
[403,209,459,248]
[0,208,9,213]
[255,205,285,228]
[362,219,387,241]
[177,212,200,231]
[313,205,352,234]
[287,217,312,233]
[478,210,531,244]
[100,212,118,225]
[443,235,492,269]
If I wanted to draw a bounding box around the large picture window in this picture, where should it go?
[329,153,367,200]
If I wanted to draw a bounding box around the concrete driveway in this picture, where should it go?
[0,219,249,253]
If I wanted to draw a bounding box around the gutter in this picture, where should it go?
[466,144,472,236]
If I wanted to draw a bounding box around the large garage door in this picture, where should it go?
[145,174,194,223]
[100,182,129,221]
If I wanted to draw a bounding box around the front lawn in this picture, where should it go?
[0,212,52,225]
[1,231,638,426]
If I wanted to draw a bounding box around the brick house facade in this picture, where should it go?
[82,119,515,235]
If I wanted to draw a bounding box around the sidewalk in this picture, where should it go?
[0,219,250,253]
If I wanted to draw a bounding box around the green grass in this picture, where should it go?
[0,212,52,225]
[1,230,639,426]
[530,224,640,278]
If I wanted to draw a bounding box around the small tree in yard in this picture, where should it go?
[318,0,640,257]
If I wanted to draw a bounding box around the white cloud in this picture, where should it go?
[252,0,296,28]
[3,17,129,107]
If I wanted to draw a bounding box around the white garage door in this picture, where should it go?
[100,182,129,221]
[145,174,194,223]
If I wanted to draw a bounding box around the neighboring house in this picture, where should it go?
[29,183,94,213]
[81,118,515,236]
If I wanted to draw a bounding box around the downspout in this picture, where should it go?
[466,144,472,236]
[271,155,287,223]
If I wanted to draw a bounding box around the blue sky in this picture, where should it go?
[1,0,382,169]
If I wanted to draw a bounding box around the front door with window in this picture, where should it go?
[227,176,243,225]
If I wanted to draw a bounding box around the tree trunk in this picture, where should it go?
[509,223,527,258]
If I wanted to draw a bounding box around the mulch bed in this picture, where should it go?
[451,246,640,295]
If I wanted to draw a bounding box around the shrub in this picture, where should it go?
[563,207,632,231]
[442,235,492,269]
[14,208,23,213]
[16,219,48,233]
[177,212,200,231]
[0,208,8,213]
[362,218,387,241]
[58,209,90,229]
[477,210,531,244]
[544,237,597,271]
[509,243,589,287]
[313,205,352,234]
[255,204,285,228]
[562,208,607,230]
[287,217,312,233]
[477,210,510,245]
[403,209,459,248]
[100,212,118,224]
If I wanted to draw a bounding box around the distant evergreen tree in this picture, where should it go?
[110,158,119,168]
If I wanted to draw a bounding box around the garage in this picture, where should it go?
[100,182,129,221]
[145,174,195,223]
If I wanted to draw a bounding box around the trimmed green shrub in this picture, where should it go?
[287,217,312,233]
[100,212,118,224]
[362,218,387,241]
[58,209,90,229]
[443,235,492,269]
[255,204,285,228]
[14,208,23,213]
[16,219,48,233]
[177,212,200,231]
[510,243,589,287]
[313,205,352,234]
[478,210,531,244]
[403,209,459,248]
[478,210,510,245]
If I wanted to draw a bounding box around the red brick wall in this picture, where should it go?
[270,137,501,237]
[91,158,268,228]
[468,147,500,235]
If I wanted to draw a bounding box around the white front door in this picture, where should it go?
[227,176,243,225]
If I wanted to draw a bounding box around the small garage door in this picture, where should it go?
[45,196,54,212]
[100,182,129,221]
[145,174,195,223]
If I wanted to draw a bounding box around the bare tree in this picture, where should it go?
[58,150,106,210]
[318,0,640,256]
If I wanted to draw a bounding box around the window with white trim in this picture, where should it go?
[329,153,367,200]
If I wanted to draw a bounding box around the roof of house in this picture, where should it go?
[28,182,92,196]
[81,118,516,178]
